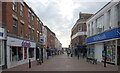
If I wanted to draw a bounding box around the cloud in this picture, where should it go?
[24,0,110,47]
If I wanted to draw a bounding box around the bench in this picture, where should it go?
[36,59,41,65]
[86,57,97,64]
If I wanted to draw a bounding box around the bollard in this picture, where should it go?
[29,59,31,68]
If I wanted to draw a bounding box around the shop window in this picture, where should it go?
[24,47,27,59]
[29,48,34,58]
[11,47,17,62]
[10,47,23,62]
[103,41,116,64]
[18,47,23,61]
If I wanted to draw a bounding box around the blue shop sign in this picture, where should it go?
[86,27,120,44]
[0,32,3,37]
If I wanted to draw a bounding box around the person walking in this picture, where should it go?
[67,49,71,57]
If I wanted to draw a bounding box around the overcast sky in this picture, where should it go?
[24,0,111,47]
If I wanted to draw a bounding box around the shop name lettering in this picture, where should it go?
[22,41,31,47]
[117,28,120,35]
[93,34,106,41]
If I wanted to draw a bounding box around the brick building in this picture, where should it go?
[1,0,43,68]
[0,1,7,69]
[71,12,93,56]
[45,26,56,56]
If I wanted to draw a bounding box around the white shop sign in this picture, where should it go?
[0,27,5,39]
[7,37,36,47]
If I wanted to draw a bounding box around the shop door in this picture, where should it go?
[36,48,39,59]
[118,46,120,65]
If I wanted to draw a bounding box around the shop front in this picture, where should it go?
[7,37,36,68]
[0,27,6,69]
[36,42,43,61]
[86,27,120,65]
[117,39,120,65]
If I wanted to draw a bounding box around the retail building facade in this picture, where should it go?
[2,1,43,68]
[86,1,120,65]
[71,12,92,56]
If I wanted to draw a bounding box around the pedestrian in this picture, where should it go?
[67,49,71,57]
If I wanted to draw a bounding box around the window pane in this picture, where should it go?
[12,47,18,62]
[20,4,24,17]
[28,28,31,39]
[32,30,34,40]
[13,0,17,12]
[18,47,23,61]
[21,23,24,37]
[0,41,1,65]
[28,12,31,23]
[24,47,27,59]
[13,19,17,35]
[29,48,34,58]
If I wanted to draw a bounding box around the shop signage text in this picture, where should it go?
[0,32,3,37]
[22,41,31,47]
[86,27,120,44]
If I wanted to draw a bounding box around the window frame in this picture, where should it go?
[13,18,17,35]
[13,0,17,12]
[21,23,24,37]
[78,24,82,32]
[20,4,24,17]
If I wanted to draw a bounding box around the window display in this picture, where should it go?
[87,45,94,58]
[103,40,116,64]
[18,47,23,61]
[10,47,23,62]
[24,47,27,59]
[12,47,17,62]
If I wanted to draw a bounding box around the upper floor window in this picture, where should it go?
[37,32,39,42]
[117,3,120,25]
[20,4,24,17]
[13,0,17,12]
[79,36,82,45]
[88,24,90,36]
[91,22,93,35]
[28,12,31,23]
[32,15,34,25]
[108,10,111,29]
[37,20,38,29]
[13,18,17,35]
[32,29,34,40]
[78,25,82,31]
[28,28,31,40]
[21,23,24,37]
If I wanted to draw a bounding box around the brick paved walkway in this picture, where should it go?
[3,53,118,71]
